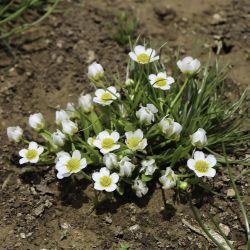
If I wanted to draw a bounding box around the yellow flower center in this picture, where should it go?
[66,158,80,172]
[101,92,112,102]
[127,137,140,149]
[155,77,167,87]
[100,176,112,187]
[137,53,150,63]
[195,160,209,173]
[26,149,38,160]
[101,138,115,149]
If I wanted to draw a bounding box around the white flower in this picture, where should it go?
[118,156,135,177]
[177,56,201,75]
[66,103,77,118]
[93,130,120,154]
[159,118,182,140]
[125,78,134,86]
[29,113,45,131]
[136,104,158,125]
[159,167,177,189]
[129,45,159,64]
[140,159,157,176]
[191,128,207,149]
[87,62,104,81]
[52,129,66,147]
[78,94,93,112]
[187,151,216,178]
[148,72,175,90]
[92,167,119,192]
[87,137,95,147]
[103,153,118,170]
[19,141,44,164]
[55,150,87,179]
[125,129,147,151]
[7,126,23,142]
[93,86,119,106]
[132,178,148,197]
[56,110,70,125]
[62,119,78,135]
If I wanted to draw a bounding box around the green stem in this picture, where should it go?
[168,77,189,112]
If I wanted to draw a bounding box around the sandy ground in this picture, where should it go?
[0,0,249,249]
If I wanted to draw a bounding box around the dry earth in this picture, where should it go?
[0,0,249,249]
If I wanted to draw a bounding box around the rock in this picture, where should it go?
[104,214,112,224]
[226,188,236,197]
[20,233,26,239]
[219,223,230,236]
[154,4,176,21]
[211,13,227,25]
[128,224,140,232]
[60,222,70,230]
[86,50,96,64]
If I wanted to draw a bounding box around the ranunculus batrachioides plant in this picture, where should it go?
[7,42,249,201]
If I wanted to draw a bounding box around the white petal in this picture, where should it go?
[92,172,101,182]
[110,173,119,183]
[187,159,195,170]
[94,182,104,191]
[134,45,145,54]
[95,89,105,97]
[166,77,175,85]
[29,141,38,149]
[206,155,216,167]
[72,150,81,160]
[105,183,117,192]
[129,52,137,61]
[97,131,110,140]
[194,151,205,160]
[37,146,44,155]
[30,156,39,163]
[80,158,87,169]
[206,168,216,177]
[19,149,27,157]
[111,131,120,142]
[134,129,143,139]
[148,74,156,82]
[157,72,167,78]
[19,158,28,164]
[107,86,116,94]
[100,167,110,176]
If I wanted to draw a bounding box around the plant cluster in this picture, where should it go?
[7,43,249,200]
[0,0,61,41]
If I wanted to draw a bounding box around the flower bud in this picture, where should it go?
[62,120,78,135]
[87,62,104,81]
[159,118,182,140]
[191,128,207,149]
[132,178,148,198]
[136,104,158,125]
[52,129,66,147]
[178,181,189,190]
[159,167,177,189]
[118,156,135,177]
[125,78,134,86]
[7,126,23,142]
[103,153,118,170]
[177,56,201,75]
[78,94,93,113]
[29,113,45,131]
[55,110,69,125]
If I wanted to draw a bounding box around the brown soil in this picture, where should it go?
[0,0,249,249]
